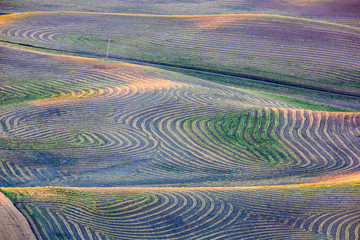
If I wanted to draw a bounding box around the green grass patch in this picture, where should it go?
[186,110,298,168]
[0,188,27,202]
[0,93,52,107]
[252,91,351,112]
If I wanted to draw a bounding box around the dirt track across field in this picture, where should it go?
[0,192,36,240]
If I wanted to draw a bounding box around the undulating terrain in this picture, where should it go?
[0,1,359,239]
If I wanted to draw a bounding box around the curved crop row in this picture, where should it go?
[19,204,109,240]
[206,184,360,240]
[0,44,300,185]
[5,186,358,239]
[1,12,359,95]
[171,108,360,175]
[0,160,68,187]
[114,106,360,184]
[1,26,68,46]
[8,189,243,239]
[1,44,358,186]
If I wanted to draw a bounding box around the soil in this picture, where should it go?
[0,192,36,240]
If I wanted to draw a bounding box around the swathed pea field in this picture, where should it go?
[0,1,360,239]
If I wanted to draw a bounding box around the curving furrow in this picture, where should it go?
[12,187,357,240]
[82,127,158,157]
[0,26,69,46]
[17,190,243,240]
[171,108,299,169]
[1,112,158,154]
[19,204,110,240]
[211,189,360,218]
[112,99,360,180]
[197,219,325,240]
[0,160,67,186]
[266,108,360,174]
[207,188,360,239]
[0,69,128,110]
[0,106,53,132]
[38,82,187,112]
[2,13,359,96]
[292,210,360,240]
[114,101,254,180]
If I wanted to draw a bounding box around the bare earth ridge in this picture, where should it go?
[0,192,36,240]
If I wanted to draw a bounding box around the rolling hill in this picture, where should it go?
[2,178,360,239]
[1,44,358,189]
[0,5,359,240]
[1,12,359,96]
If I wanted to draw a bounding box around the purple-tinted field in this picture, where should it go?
[1,12,359,96]
[0,2,360,240]
[0,45,359,188]
[2,182,360,239]
[2,0,360,27]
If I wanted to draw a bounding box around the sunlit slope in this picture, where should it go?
[1,0,360,27]
[0,45,359,187]
[2,180,360,239]
[1,12,359,96]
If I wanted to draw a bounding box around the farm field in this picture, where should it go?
[2,0,360,27]
[2,179,360,239]
[1,12,360,96]
[0,1,360,239]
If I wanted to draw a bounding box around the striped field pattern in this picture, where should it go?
[0,12,359,96]
[2,0,360,28]
[2,182,359,239]
[0,45,359,187]
[0,7,360,240]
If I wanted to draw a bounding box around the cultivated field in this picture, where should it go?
[2,179,360,239]
[1,45,359,188]
[0,1,359,240]
[2,0,360,27]
[1,12,360,96]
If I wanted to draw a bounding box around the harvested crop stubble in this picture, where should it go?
[0,45,359,187]
[0,2,359,240]
[1,12,359,96]
[2,0,360,27]
[2,181,359,239]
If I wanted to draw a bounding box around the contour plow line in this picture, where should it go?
[1,11,359,96]
[123,107,360,183]
[2,177,360,240]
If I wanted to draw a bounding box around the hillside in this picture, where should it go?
[1,44,359,189]
[2,0,360,27]
[0,3,359,240]
[2,178,360,239]
[1,12,359,96]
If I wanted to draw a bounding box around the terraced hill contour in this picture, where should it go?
[1,45,359,188]
[0,6,359,240]
[2,178,360,240]
[2,0,360,27]
[1,12,359,96]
